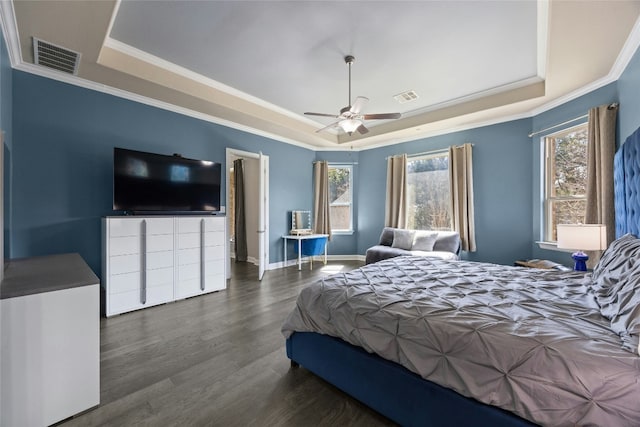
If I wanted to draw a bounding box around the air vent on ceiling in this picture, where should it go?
[394,90,419,104]
[33,37,81,75]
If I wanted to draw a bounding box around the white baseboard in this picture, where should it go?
[230,254,260,266]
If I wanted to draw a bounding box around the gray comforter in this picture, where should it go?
[282,256,640,426]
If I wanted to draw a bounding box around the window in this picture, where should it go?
[406,153,451,231]
[328,164,353,232]
[544,123,588,242]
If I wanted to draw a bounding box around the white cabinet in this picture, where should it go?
[1,253,100,427]
[102,216,226,316]
[176,217,226,299]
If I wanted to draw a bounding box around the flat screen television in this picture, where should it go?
[113,147,221,213]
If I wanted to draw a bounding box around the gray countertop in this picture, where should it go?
[0,253,99,300]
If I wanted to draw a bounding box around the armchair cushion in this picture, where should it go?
[391,229,415,250]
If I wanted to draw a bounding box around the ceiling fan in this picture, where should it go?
[304,55,401,136]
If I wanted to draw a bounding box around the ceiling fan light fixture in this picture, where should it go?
[339,119,362,135]
[304,55,400,139]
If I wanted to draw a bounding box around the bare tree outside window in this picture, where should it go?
[545,124,588,241]
[407,154,451,231]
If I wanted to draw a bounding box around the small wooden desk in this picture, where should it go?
[282,234,329,270]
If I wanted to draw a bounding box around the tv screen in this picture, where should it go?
[113,148,221,213]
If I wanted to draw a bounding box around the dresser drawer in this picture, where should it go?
[108,267,174,295]
[108,217,174,237]
[109,253,141,275]
[147,234,174,253]
[108,218,142,238]
[107,282,173,315]
[109,236,141,257]
[147,250,174,270]
[177,216,225,233]
[146,218,174,235]
[204,231,225,247]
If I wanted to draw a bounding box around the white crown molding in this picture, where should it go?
[103,37,320,127]
[2,3,640,153]
[610,13,640,80]
[12,60,319,151]
[329,111,534,153]
[102,0,122,52]
[403,75,543,117]
[537,0,549,80]
[530,13,640,118]
[527,74,615,117]
[0,0,22,67]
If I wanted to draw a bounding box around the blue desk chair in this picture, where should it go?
[300,236,328,270]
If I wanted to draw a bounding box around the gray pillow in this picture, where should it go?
[606,262,640,355]
[593,233,640,283]
[593,234,640,318]
[391,229,415,250]
[433,231,461,254]
[590,233,640,355]
[378,227,395,246]
[412,231,438,251]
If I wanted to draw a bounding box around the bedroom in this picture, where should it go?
[2,1,640,426]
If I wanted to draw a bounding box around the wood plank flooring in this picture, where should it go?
[59,261,395,426]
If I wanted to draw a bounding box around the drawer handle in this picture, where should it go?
[200,219,205,291]
[141,219,147,304]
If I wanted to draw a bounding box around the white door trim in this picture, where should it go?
[225,148,270,280]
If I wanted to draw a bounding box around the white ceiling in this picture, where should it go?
[4,1,640,150]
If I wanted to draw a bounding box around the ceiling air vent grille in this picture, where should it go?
[33,37,81,75]
[394,90,419,104]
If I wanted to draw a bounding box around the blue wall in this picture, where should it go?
[357,120,533,265]
[618,45,640,144]
[1,29,12,259]
[7,42,640,273]
[11,71,315,274]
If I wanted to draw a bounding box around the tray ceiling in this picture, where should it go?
[4,1,640,150]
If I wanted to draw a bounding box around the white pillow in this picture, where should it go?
[412,231,438,251]
[391,229,415,250]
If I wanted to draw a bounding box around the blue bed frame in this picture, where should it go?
[286,332,534,426]
[286,126,640,426]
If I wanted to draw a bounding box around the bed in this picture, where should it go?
[281,127,640,427]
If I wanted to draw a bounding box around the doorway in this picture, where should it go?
[226,148,269,281]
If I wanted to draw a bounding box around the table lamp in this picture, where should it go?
[556,224,607,271]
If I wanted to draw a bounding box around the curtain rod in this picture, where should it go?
[312,161,358,165]
[385,144,473,160]
[528,102,618,138]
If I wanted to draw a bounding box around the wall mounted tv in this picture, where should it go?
[113,147,221,213]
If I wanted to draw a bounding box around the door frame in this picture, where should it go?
[225,148,270,280]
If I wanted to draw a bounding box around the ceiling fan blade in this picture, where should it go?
[315,121,341,133]
[357,124,369,135]
[362,112,402,120]
[305,112,340,118]
[350,96,369,114]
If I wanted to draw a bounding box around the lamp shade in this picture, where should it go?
[556,224,607,251]
[339,119,361,134]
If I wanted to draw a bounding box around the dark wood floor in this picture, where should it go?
[60,260,395,426]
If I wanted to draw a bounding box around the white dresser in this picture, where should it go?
[102,215,226,317]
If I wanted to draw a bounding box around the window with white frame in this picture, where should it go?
[328,164,353,232]
[544,123,588,242]
[406,152,452,231]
